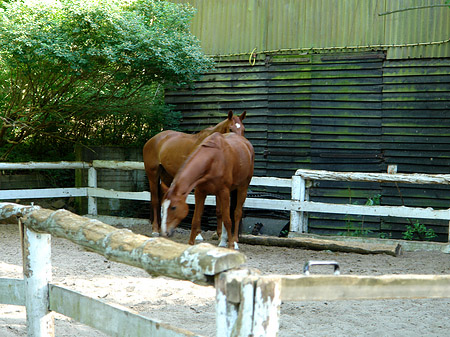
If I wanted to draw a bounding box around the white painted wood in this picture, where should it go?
[87,167,98,216]
[49,285,201,337]
[0,278,25,305]
[295,169,450,185]
[87,188,150,201]
[0,188,87,200]
[279,274,450,301]
[250,176,291,187]
[23,226,54,337]
[0,161,90,170]
[92,160,145,171]
[300,201,450,220]
[290,175,304,232]
[252,277,281,337]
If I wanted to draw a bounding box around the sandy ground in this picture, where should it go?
[1,221,450,337]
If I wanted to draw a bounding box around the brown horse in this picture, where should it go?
[160,132,254,249]
[143,111,246,235]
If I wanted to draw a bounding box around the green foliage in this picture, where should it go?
[339,193,381,238]
[0,0,212,159]
[402,221,437,241]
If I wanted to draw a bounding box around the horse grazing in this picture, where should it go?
[160,132,254,249]
[143,111,246,235]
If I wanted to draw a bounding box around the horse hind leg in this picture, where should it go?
[232,186,250,248]
[217,191,238,250]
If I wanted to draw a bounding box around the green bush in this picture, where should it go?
[0,0,212,160]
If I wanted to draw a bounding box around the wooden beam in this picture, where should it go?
[239,234,402,256]
[0,278,24,306]
[0,202,41,219]
[20,208,245,285]
[295,169,450,185]
[0,188,87,200]
[301,200,450,220]
[50,285,201,337]
[279,274,450,301]
[0,161,90,170]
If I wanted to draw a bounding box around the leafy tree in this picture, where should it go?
[0,0,212,159]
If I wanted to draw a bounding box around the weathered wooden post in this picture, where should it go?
[216,270,280,337]
[22,221,54,337]
[290,175,308,233]
[87,166,98,215]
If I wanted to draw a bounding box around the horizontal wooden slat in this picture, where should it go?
[0,188,88,200]
[49,285,201,337]
[0,278,24,306]
[301,201,450,221]
[0,161,90,170]
[279,274,450,301]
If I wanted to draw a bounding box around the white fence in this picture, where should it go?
[2,202,450,337]
[1,160,450,241]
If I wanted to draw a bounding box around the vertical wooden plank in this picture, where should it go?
[252,277,281,337]
[290,175,306,233]
[215,272,239,337]
[216,269,261,337]
[232,276,258,337]
[87,167,98,215]
[23,224,54,337]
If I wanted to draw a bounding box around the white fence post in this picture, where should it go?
[88,167,98,216]
[290,175,307,233]
[22,222,54,337]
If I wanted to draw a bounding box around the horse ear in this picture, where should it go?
[240,111,247,121]
[227,110,233,120]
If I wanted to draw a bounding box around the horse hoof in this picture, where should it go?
[234,242,239,250]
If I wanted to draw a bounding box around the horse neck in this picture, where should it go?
[171,148,213,197]
[194,123,227,144]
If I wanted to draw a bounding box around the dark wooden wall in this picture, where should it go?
[165,52,450,241]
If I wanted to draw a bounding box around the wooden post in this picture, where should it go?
[87,167,98,215]
[290,175,307,233]
[252,277,281,337]
[216,269,260,337]
[22,222,54,337]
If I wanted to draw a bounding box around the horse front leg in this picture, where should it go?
[189,190,206,245]
[148,174,161,236]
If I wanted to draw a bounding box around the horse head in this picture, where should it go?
[214,110,247,136]
[160,191,189,237]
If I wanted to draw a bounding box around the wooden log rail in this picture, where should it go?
[0,202,245,286]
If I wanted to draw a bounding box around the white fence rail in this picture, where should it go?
[1,161,450,241]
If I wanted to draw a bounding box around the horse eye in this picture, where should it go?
[171,206,176,211]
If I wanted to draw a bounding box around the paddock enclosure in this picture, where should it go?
[1,204,450,337]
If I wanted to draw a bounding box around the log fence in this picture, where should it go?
[1,161,450,241]
[1,203,450,336]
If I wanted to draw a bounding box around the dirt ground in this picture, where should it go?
[1,221,450,337]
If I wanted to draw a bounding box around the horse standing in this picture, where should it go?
[160,132,254,249]
[143,111,246,235]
